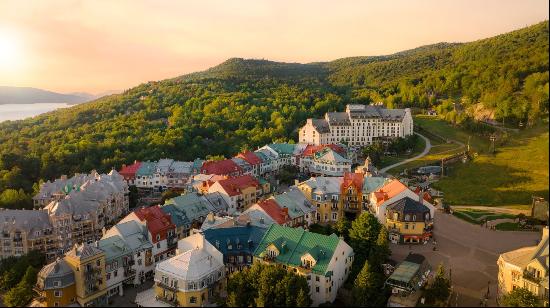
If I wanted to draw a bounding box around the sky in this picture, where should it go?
[0,0,548,94]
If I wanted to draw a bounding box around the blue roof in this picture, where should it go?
[203,225,267,259]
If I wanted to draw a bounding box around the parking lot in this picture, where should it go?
[390,210,540,307]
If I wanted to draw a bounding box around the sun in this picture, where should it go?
[0,31,22,70]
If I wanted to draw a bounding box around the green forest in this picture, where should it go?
[0,21,548,209]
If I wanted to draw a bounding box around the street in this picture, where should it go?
[390,210,540,307]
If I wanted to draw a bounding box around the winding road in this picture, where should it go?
[379,132,431,174]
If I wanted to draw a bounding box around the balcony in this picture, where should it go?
[155,295,178,306]
[523,270,542,284]
[124,268,136,277]
[156,281,178,292]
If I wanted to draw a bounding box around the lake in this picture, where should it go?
[0,103,72,122]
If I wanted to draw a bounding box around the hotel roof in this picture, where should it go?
[201,159,242,175]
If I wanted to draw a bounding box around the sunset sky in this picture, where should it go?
[0,0,548,94]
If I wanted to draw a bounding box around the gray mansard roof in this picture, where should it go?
[311,119,330,133]
[309,105,408,127]
[37,259,75,290]
[0,209,52,239]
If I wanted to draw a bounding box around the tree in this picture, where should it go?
[424,263,451,305]
[3,266,38,307]
[334,216,351,241]
[161,189,181,204]
[3,283,34,307]
[226,263,311,307]
[370,226,391,268]
[296,288,311,307]
[352,260,385,307]
[501,287,540,307]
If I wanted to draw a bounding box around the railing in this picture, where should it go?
[124,268,136,277]
[156,281,178,292]
[523,270,542,283]
[155,295,178,306]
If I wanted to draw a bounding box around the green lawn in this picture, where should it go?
[378,136,426,168]
[413,116,549,208]
[495,222,523,231]
[452,209,517,224]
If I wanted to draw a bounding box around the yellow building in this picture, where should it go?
[297,177,341,224]
[498,227,549,306]
[64,243,108,307]
[134,234,225,307]
[385,197,433,244]
[34,259,77,307]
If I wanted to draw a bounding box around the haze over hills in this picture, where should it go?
[0,21,547,198]
[0,86,122,105]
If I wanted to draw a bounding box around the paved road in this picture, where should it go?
[390,210,540,307]
[380,132,432,174]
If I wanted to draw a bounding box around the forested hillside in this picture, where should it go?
[0,21,547,209]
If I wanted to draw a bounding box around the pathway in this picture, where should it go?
[380,132,431,174]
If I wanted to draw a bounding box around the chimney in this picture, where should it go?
[282,207,289,220]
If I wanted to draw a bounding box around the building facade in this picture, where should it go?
[498,227,549,306]
[299,104,413,146]
[135,234,225,307]
[253,224,354,307]
[385,197,433,244]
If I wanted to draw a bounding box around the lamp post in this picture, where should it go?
[489,134,497,155]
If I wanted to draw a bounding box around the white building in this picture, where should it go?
[135,233,225,307]
[299,104,413,146]
[254,224,354,306]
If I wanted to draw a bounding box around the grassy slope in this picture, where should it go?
[415,116,549,208]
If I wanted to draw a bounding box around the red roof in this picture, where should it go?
[256,199,288,225]
[201,159,243,176]
[302,144,346,157]
[413,187,433,202]
[374,179,409,206]
[341,172,364,191]
[133,205,175,243]
[217,175,260,196]
[236,151,262,166]
[119,161,142,177]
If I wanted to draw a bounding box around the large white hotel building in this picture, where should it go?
[299,104,414,146]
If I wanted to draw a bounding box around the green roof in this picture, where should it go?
[253,224,341,275]
[387,261,420,284]
[136,161,157,176]
[268,143,296,155]
[97,235,132,262]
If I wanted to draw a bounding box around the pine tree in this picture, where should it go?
[352,260,383,307]
[296,288,311,307]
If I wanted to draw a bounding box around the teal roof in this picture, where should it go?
[362,176,388,194]
[97,235,132,262]
[387,261,420,283]
[254,151,271,162]
[136,161,157,176]
[192,158,204,173]
[268,143,296,155]
[253,224,341,275]
[162,192,214,227]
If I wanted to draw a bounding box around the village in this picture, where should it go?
[0,105,547,307]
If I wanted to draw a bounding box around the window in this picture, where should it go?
[157,243,161,249]
[156,234,161,241]
[190,297,197,304]
[96,260,101,267]
[316,286,320,293]
[54,290,62,297]
[316,276,320,282]
[53,280,61,287]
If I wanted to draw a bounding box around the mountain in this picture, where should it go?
[0,86,93,105]
[0,21,547,204]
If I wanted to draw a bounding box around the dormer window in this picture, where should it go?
[156,234,161,241]
[404,214,410,221]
